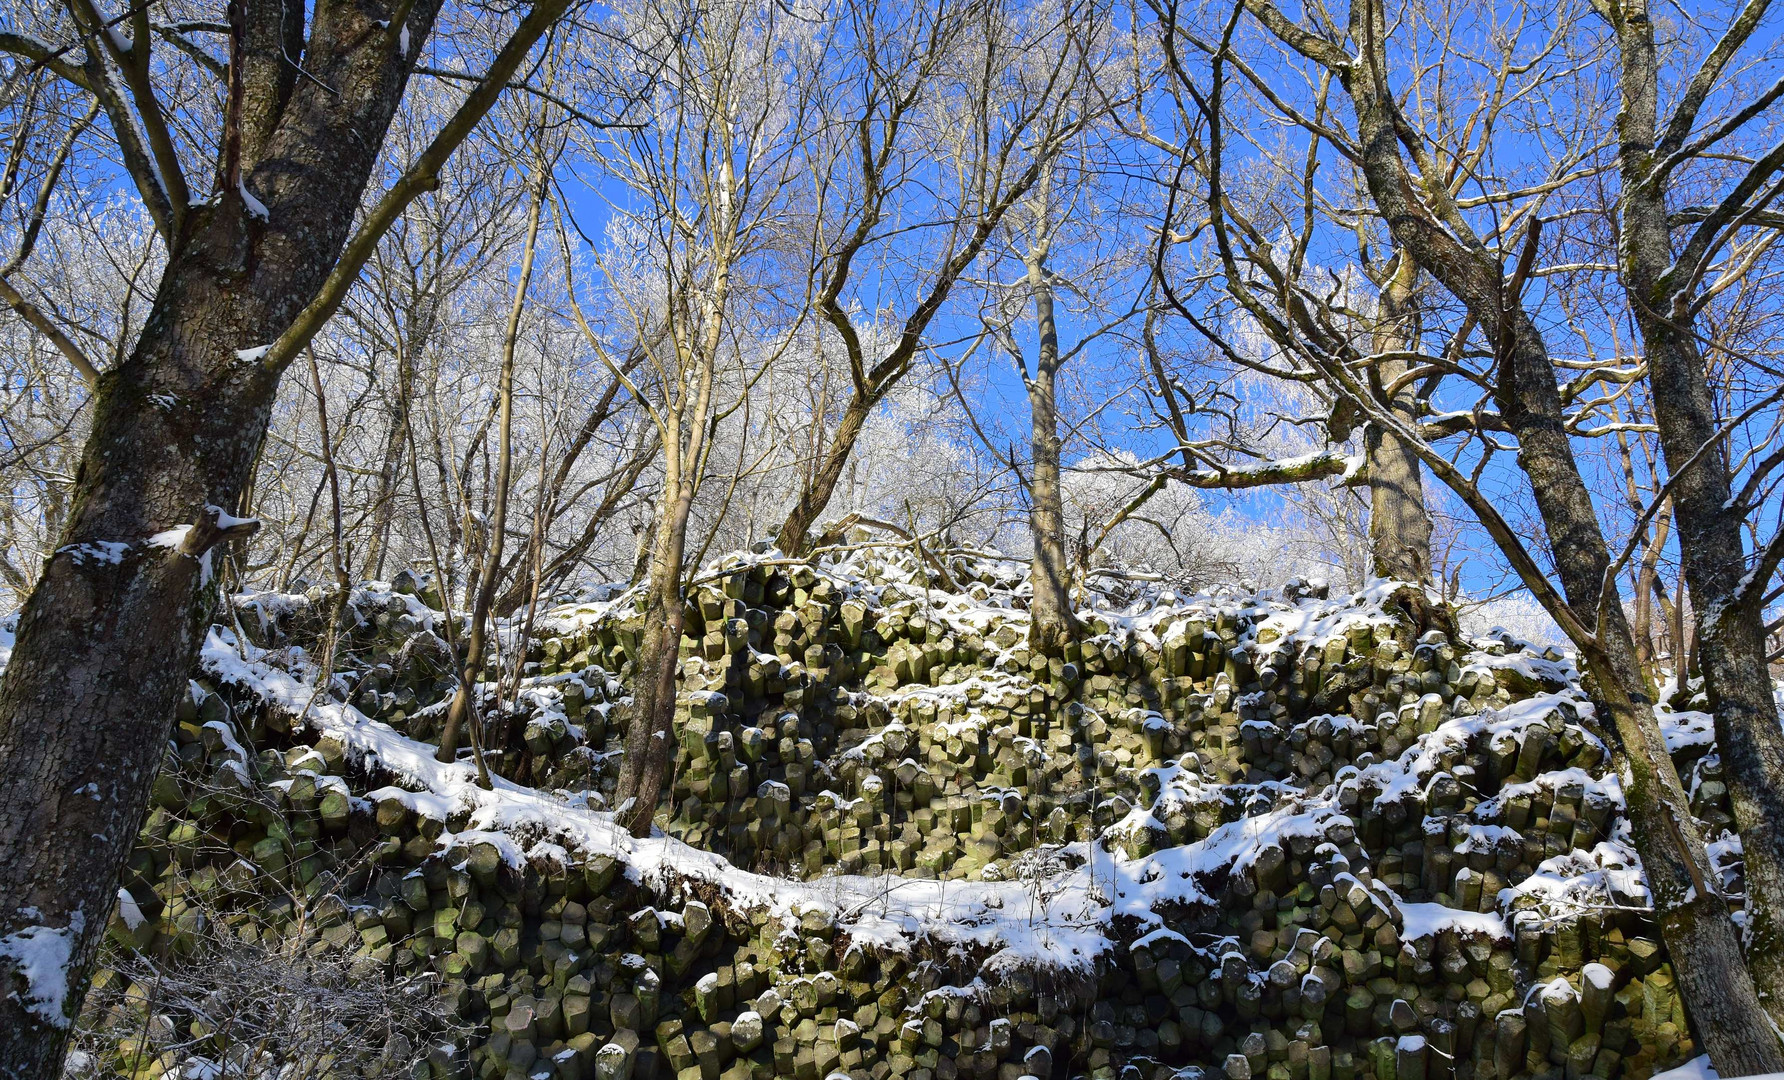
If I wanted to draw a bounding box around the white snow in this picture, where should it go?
[1645,1058,1755,1080]
[58,541,130,566]
[146,524,222,585]
[1657,706,1715,753]
[115,888,146,931]
[147,526,192,551]
[237,180,269,220]
[206,504,260,531]
[1507,840,1652,914]
[0,909,85,1028]
[235,345,271,363]
[1651,1060,1716,1080]
[1357,693,1590,810]
[1395,902,1508,941]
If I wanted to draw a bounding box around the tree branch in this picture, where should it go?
[258,0,575,376]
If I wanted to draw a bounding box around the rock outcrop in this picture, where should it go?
[72,552,1730,1080]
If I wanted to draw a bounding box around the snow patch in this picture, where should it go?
[1646,1056,1719,1080]
[59,541,130,566]
[238,180,269,220]
[147,526,192,551]
[115,888,146,931]
[1396,902,1508,941]
[0,909,85,1028]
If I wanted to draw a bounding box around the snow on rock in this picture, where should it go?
[84,552,1740,1076]
[200,625,1112,969]
[1505,840,1652,913]
[1395,901,1509,941]
[196,616,1401,974]
[194,564,1643,979]
[1657,705,1716,753]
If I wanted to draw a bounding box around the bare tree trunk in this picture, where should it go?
[0,0,542,1054]
[1616,423,1670,680]
[365,320,428,580]
[435,143,548,778]
[1606,5,1784,1018]
[1024,249,1078,653]
[1365,258,1432,585]
[1457,303,1778,1078]
[1626,232,1784,1023]
[775,389,873,555]
[612,487,692,837]
[1231,1,1784,1064]
[304,348,355,709]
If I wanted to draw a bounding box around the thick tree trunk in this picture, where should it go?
[1365,262,1432,585]
[1458,260,1781,1080]
[1024,258,1077,654]
[0,329,274,1073]
[1608,9,1784,1019]
[1485,311,1781,1077]
[1625,254,1784,1025]
[1457,265,1781,1077]
[0,95,429,1063]
[0,0,576,1061]
[613,488,692,837]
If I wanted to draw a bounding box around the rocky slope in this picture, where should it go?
[65,550,1736,1080]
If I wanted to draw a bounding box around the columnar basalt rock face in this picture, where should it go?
[72,554,1732,1080]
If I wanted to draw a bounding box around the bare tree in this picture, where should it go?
[434,96,557,781]
[1019,175,1083,651]
[0,0,602,1065]
[771,0,1100,554]
[560,0,818,836]
[1593,0,1784,1012]
[1156,0,1784,1068]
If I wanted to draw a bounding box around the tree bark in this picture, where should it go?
[612,487,692,837]
[604,130,735,837]
[1364,259,1432,585]
[775,390,873,555]
[0,149,401,1080]
[1606,1,1784,1018]
[0,0,567,1064]
[1024,250,1078,654]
